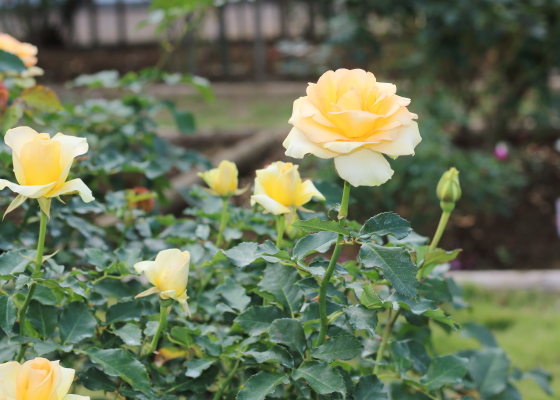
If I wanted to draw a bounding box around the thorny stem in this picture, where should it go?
[16,209,48,362]
[212,360,241,400]
[316,180,351,346]
[429,210,451,252]
[373,309,401,375]
[275,214,285,249]
[216,197,229,248]
[418,207,453,278]
[139,300,169,361]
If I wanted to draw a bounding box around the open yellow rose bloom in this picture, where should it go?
[198,160,247,197]
[0,33,38,67]
[0,127,94,206]
[0,358,89,400]
[283,68,421,187]
[251,161,324,215]
[134,249,191,315]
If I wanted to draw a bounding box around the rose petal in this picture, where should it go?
[134,261,160,287]
[57,366,75,400]
[251,194,292,215]
[323,141,370,154]
[45,179,94,203]
[135,286,161,299]
[4,126,39,158]
[297,180,325,206]
[51,133,88,187]
[334,149,394,187]
[367,121,422,156]
[0,361,20,400]
[51,133,88,167]
[0,179,56,199]
[290,100,347,143]
[283,128,338,159]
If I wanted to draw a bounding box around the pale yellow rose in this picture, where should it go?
[134,249,191,315]
[0,33,38,67]
[250,161,324,215]
[283,68,421,187]
[0,127,94,207]
[0,358,89,400]
[197,160,247,197]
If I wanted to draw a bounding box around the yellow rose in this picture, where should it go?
[0,358,89,400]
[0,33,38,67]
[0,127,94,206]
[283,68,421,187]
[134,249,191,315]
[251,161,324,215]
[197,160,247,197]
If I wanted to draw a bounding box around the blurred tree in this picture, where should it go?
[329,0,560,146]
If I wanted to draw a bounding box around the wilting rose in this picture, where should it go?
[0,127,94,204]
[251,161,324,215]
[134,249,191,315]
[0,33,38,67]
[198,160,247,197]
[0,358,89,400]
[283,68,421,187]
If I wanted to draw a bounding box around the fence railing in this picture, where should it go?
[0,0,328,80]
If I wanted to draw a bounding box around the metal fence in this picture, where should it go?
[0,0,325,80]
[73,1,320,47]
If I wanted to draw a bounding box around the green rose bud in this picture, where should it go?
[436,167,461,212]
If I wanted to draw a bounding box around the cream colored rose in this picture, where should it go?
[0,127,94,204]
[134,249,191,315]
[283,68,421,187]
[251,161,324,215]
[0,358,89,400]
[197,160,247,197]
[0,33,38,67]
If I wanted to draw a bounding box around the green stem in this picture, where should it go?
[139,301,168,361]
[373,309,401,375]
[338,180,351,226]
[316,180,351,346]
[275,214,285,249]
[212,360,241,400]
[34,210,48,273]
[216,198,229,248]
[429,210,451,252]
[15,343,27,363]
[16,210,48,362]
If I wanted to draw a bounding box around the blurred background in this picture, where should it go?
[1,0,560,271]
[1,1,560,398]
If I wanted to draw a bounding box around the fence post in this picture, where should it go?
[184,14,197,75]
[279,0,289,39]
[116,0,127,46]
[254,0,265,81]
[306,0,316,40]
[217,5,231,78]
[88,0,99,47]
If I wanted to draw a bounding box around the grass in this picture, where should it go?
[432,285,560,400]
[156,88,297,132]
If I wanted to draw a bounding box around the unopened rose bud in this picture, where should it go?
[436,167,461,212]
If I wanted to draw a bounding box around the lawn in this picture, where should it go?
[433,286,560,400]
[154,82,300,132]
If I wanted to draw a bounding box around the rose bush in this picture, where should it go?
[0,36,554,400]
